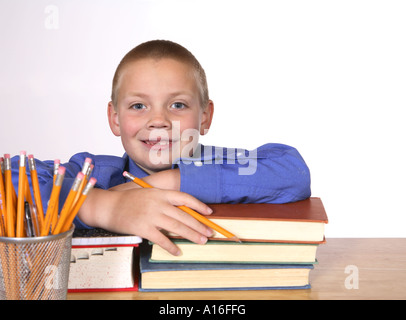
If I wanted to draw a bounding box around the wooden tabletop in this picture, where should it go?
[68,238,406,300]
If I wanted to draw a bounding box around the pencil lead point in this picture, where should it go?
[229,236,242,244]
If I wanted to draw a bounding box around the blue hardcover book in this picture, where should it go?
[139,243,312,292]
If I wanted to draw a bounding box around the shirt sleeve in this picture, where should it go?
[176,143,311,204]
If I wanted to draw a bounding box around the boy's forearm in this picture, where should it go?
[143,168,180,190]
[77,188,118,229]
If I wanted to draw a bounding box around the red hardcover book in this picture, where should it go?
[172,197,328,244]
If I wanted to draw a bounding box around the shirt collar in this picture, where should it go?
[123,153,150,179]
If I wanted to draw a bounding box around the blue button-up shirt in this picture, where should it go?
[11,143,311,229]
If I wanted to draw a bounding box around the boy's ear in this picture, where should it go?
[200,100,214,135]
[107,101,121,137]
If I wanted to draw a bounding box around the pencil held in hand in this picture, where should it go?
[122,171,241,243]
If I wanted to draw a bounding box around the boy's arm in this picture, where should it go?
[176,143,311,204]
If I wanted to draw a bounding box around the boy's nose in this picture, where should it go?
[146,111,171,129]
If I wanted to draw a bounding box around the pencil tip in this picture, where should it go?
[229,236,242,244]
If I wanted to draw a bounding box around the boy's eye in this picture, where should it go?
[170,102,186,110]
[131,103,146,110]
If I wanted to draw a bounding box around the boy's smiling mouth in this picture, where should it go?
[141,137,174,150]
[144,140,170,146]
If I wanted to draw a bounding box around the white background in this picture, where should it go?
[1,0,405,238]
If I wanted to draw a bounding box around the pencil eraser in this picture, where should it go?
[54,159,60,164]
[20,151,27,155]
[123,171,128,176]
[58,166,66,175]
[77,172,85,180]
[28,154,34,159]
[4,154,10,159]
[89,177,97,185]
[85,157,92,164]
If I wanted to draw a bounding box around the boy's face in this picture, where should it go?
[108,58,213,173]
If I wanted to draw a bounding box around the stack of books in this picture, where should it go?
[139,197,328,291]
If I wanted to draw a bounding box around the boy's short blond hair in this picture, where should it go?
[111,40,209,108]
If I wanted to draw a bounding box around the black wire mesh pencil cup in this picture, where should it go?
[0,226,74,300]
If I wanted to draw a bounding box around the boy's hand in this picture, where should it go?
[78,186,214,256]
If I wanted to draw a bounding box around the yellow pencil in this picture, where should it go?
[0,210,4,238]
[53,159,60,183]
[0,157,7,236]
[72,158,92,209]
[53,172,84,234]
[0,212,4,237]
[54,177,96,234]
[51,159,61,229]
[122,171,241,243]
[27,155,45,230]
[4,154,15,237]
[16,151,27,237]
[41,166,65,236]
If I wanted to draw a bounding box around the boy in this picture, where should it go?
[12,40,311,256]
